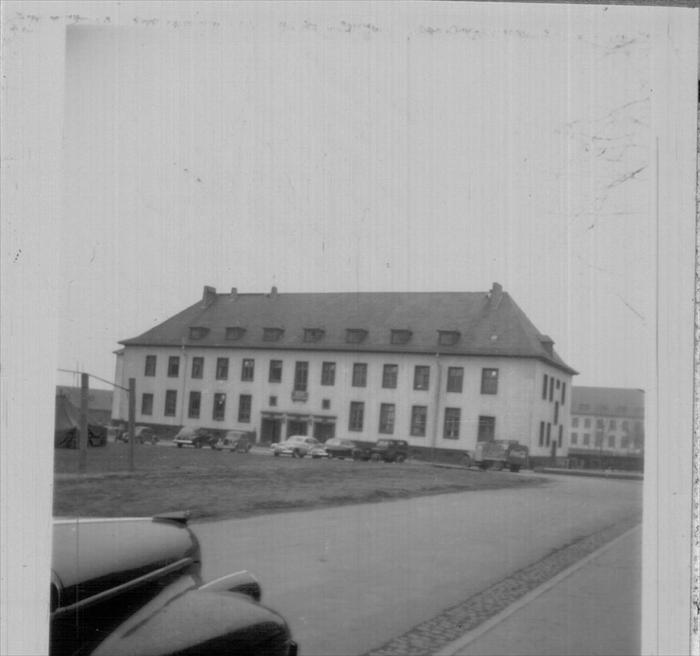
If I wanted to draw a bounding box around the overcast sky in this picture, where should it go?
[57,2,689,390]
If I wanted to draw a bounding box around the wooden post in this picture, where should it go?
[128,378,135,472]
[79,373,88,473]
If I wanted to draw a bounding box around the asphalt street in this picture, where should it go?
[193,471,642,656]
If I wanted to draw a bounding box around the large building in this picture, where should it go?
[568,386,645,470]
[112,283,576,460]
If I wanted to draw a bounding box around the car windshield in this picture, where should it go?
[376,440,390,447]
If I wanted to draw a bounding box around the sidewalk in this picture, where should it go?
[439,525,641,656]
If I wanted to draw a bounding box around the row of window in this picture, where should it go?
[538,421,564,449]
[144,355,500,394]
[141,389,496,440]
[575,403,643,416]
[570,432,637,449]
[187,325,465,346]
[542,374,566,405]
[571,417,642,431]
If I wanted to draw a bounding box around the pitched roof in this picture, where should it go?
[120,284,577,375]
[571,386,644,417]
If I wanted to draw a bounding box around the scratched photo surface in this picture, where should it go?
[1,2,696,655]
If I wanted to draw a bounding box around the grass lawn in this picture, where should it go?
[54,443,547,522]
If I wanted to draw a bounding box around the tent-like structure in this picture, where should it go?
[54,393,107,449]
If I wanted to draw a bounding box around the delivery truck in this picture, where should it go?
[472,440,529,472]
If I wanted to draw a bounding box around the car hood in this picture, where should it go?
[52,516,200,604]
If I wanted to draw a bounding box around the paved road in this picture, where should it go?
[193,472,642,656]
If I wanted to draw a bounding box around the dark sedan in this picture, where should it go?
[50,512,297,655]
[172,426,217,448]
[324,438,358,459]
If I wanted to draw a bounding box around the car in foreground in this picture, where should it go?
[355,439,409,463]
[50,512,297,656]
[173,426,217,449]
[324,438,358,459]
[116,425,159,445]
[214,429,255,453]
[272,435,325,458]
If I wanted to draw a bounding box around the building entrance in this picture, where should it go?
[261,417,283,443]
[287,419,308,437]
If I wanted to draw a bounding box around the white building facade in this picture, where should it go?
[113,284,576,460]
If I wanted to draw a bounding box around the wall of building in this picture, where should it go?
[113,345,573,455]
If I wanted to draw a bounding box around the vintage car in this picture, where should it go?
[355,439,409,463]
[213,429,254,453]
[172,426,217,449]
[50,513,297,656]
[272,435,325,458]
[323,438,358,460]
[116,425,158,445]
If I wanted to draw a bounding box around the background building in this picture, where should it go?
[568,386,645,470]
[112,283,576,461]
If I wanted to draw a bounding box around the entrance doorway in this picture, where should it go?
[287,419,308,437]
[261,417,282,443]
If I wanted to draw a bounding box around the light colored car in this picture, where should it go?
[272,435,325,458]
[213,430,254,453]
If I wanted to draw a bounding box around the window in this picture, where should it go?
[269,396,277,407]
[294,361,308,391]
[554,401,559,425]
[580,403,590,412]
[572,417,579,427]
[584,418,591,428]
[446,367,464,393]
[189,326,209,340]
[269,360,282,383]
[558,425,563,448]
[191,357,204,379]
[622,420,629,431]
[621,436,629,449]
[561,382,567,405]
[608,435,616,448]
[542,374,548,399]
[213,393,226,421]
[188,391,201,419]
[410,406,427,437]
[263,327,284,342]
[481,368,499,395]
[379,403,395,434]
[144,355,156,377]
[444,408,461,439]
[345,329,368,344]
[225,326,246,340]
[438,330,461,346]
[141,393,153,416]
[609,419,617,430]
[352,363,367,387]
[216,357,229,380]
[303,328,325,343]
[414,365,430,390]
[390,329,412,345]
[167,356,180,378]
[238,394,251,422]
[539,421,545,446]
[349,402,364,431]
[478,416,495,442]
[322,399,330,410]
[556,379,561,388]
[583,433,591,445]
[546,423,551,446]
[596,419,604,429]
[571,432,578,445]
[549,377,554,401]
[164,390,177,416]
[241,359,255,381]
[321,362,336,386]
[595,431,604,447]
[382,364,398,389]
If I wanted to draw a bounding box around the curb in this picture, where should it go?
[434,524,642,656]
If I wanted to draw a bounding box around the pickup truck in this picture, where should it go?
[471,440,529,472]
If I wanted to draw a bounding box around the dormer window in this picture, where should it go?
[438,330,461,346]
[225,326,246,341]
[263,327,284,342]
[189,326,210,340]
[345,329,368,344]
[390,329,412,345]
[303,328,325,343]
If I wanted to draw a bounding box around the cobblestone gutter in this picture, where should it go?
[363,514,642,656]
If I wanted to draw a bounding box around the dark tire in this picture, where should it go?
[395,454,406,463]
[492,461,504,471]
[297,450,305,458]
[370,453,382,462]
[176,443,183,448]
[195,442,202,449]
[462,453,472,468]
[509,464,521,473]
[273,451,280,457]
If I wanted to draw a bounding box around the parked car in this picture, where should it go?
[50,512,297,656]
[324,438,358,459]
[173,426,217,449]
[214,430,254,453]
[355,439,409,463]
[116,425,158,445]
[272,435,325,458]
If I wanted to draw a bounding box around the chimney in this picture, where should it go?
[202,286,217,307]
[539,335,554,357]
[230,287,238,300]
[488,282,504,307]
[270,286,278,299]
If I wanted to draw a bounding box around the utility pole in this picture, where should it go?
[78,372,89,473]
[128,378,136,472]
